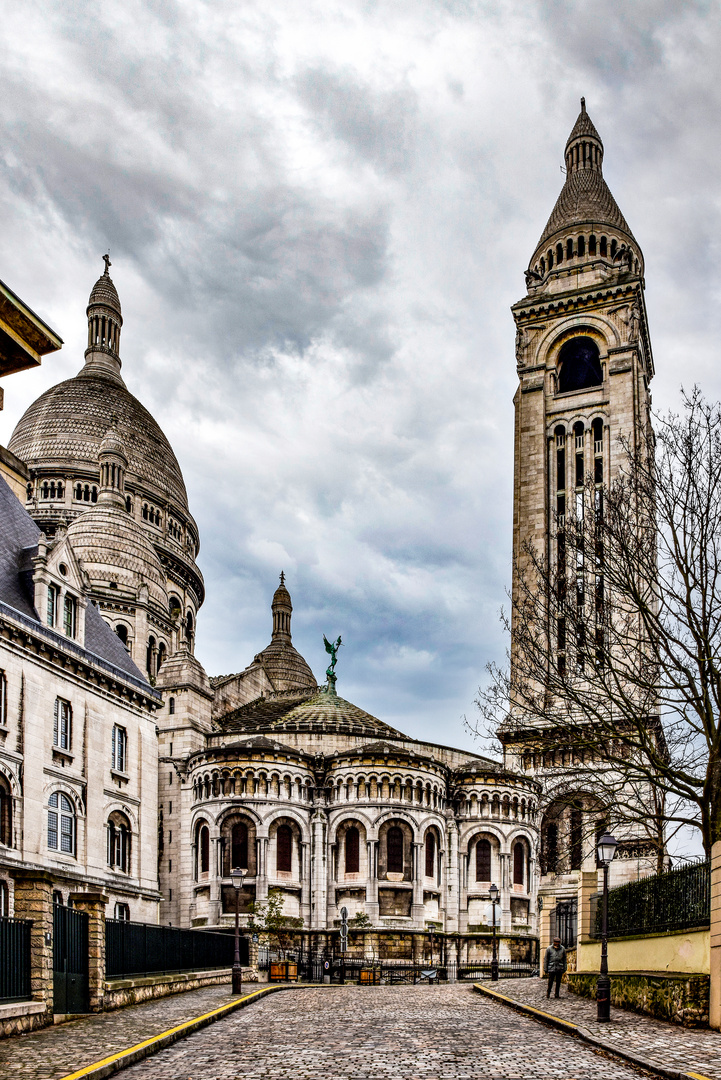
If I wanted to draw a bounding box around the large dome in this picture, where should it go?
[9,369,188,512]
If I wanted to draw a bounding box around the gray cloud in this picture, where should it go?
[1,0,721,759]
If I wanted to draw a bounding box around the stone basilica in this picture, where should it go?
[0,100,655,963]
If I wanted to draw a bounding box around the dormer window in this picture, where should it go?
[63,594,77,638]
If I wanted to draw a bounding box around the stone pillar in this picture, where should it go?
[256,836,268,904]
[69,891,108,1013]
[709,841,721,1029]
[538,894,556,979]
[300,841,311,925]
[412,842,424,925]
[310,809,327,930]
[366,841,379,923]
[12,870,54,1017]
[577,871,600,946]
[445,819,459,933]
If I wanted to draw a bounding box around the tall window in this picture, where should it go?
[231,822,248,870]
[276,824,292,873]
[63,594,77,638]
[345,826,360,874]
[543,822,558,874]
[112,725,127,772]
[169,697,175,715]
[107,811,131,872]
[513,842,525,886]
[425,832,436,877]
[198,823,210,876]
[114,902,130,921]
[0,671,6,726]
[476,838,491,882]
[386,826,404,875]
[48,792,75,855]
[47,584,58,627]
[0,880,8,916]
[570,807,583,870]
[53,698,72,751]
[0,775,12,846]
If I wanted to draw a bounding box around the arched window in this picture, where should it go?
[157,642,167,672]
[107,811,131,873]
[185,611,194,643]
[231,822,248,870]
[542,821,558,874]
[386,826,404,875]
[476,838,491,882]
[557,336,603,393]
[600,236,607,257]
[345,826,360,874]
[566,238,574,259]
[425,832,436,878]
[0,775,12,846]
[577,235,586,257]
[146,636,156,678]
[513,842,525,886]
[48,792,75,855]
[198,823,210,876]
[168,697,175,715]
[115,624,128,645]
[0,880,8,916]
[276,824,292,873]
[589,234,597,255]
[556,242,563,264]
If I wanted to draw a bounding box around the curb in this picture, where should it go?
[57,984,297,1080]
[473,984,715,1080]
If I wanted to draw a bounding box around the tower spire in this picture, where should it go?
[271,573,292,642]
[82,256,124,384]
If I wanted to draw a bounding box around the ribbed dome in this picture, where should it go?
[9,371,188,512]
[88,271,121,317]
[222,687,406,739]
[252,638,316,692]
[533,169,635,256]
[66,504,168,611]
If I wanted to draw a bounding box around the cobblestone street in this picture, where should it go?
[118,985,651,1079]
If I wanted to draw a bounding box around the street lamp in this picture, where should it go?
[596,832,618,1023]
[231,866,247,995]
[489,883,499,982]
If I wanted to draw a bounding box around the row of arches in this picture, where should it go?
[533,235,639,280]
[332,775,445,808]
[193,770,313,804]
[89,311,120,353]
[456,791,536,821]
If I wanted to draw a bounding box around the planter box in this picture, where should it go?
[269,962,298,983]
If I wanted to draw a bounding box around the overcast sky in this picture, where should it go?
[1,0,721,767]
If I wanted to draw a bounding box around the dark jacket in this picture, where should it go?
[544,943,567,974]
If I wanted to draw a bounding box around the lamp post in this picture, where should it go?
[596,832,618,1022]
[489,883,499,982]
[428,927,434,967]
[231,866,246,995]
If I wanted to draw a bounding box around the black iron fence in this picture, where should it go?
[0,917,32,1003]
[592,859,710,939]
[106,919,246,978]
[260,951,537,984]
[549,898,577,948]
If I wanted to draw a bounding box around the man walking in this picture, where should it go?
[544,936,567,999]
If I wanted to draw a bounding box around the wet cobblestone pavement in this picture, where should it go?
[0,983,238,1080]
[495,977,721,1078]
[119,984,652,1079]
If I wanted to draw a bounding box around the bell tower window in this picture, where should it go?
[557,336,602,394]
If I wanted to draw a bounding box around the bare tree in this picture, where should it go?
[474,389,721,862]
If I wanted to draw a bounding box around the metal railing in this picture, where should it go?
[550,898,577,948]
[591,859,710,939]
[0,917,31,1003]
[106,919,247,978]
[262,951,537,984]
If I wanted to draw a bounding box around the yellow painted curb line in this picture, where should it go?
[58,985,286,1080]
[473,983,715,1080]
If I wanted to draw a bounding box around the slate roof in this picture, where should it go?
[0,474,150,685]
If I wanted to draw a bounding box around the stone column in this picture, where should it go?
[69,891,108,1012]
[300,841,311,925]
[411,842,424,925]
[577,870,600,948]
[256,836,268,904]
[445,819,459,933]
[12,870,54,1018]
[310,809,327,930]
[538,894,556,980]
[710,841,721,1028]
[366,841,379,923]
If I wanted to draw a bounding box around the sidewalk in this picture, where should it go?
[0,983,258,1080]
[476,977,721,1080]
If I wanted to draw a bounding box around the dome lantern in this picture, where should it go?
[97,420,128,509]
[84,254,124,383]
[272,571,292,642]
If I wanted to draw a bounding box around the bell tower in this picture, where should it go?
[505,101,656,904]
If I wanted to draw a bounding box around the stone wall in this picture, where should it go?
[103,967,258,1010]
[0,1001,48,1038]
[566,970,710,1028]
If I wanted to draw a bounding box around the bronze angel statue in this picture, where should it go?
[323,634,342,685]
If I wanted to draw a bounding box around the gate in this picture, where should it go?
[53,904,89,1013]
